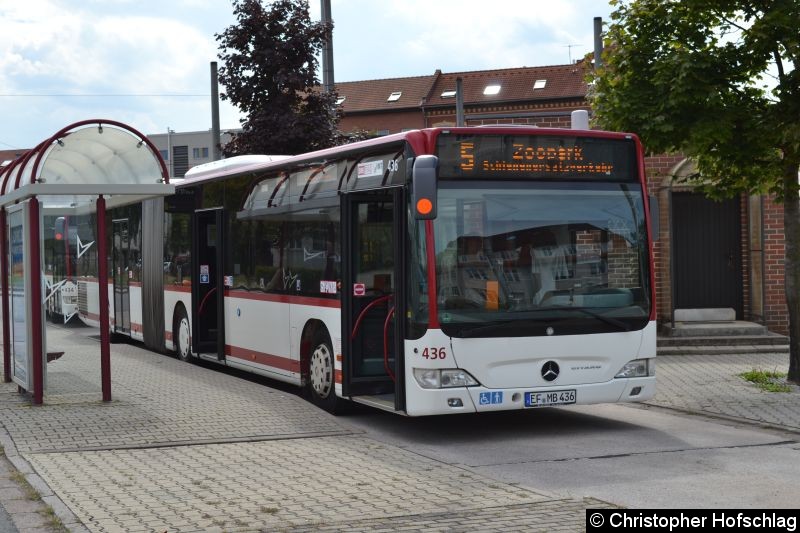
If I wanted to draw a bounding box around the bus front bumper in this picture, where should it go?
[404,376,656,416]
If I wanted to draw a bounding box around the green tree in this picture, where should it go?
[590,0,800,383]
[216,0,339,156]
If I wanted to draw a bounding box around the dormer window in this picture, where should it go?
[441,90,457,98]
[387,91,402,102]
[483,84,501,96]
[533,79,547,90]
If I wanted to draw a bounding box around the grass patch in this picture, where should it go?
[10,471,40,501]
[739,369,792,393]
[40,506,69,533]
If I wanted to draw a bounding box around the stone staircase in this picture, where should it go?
[657,308,789,356]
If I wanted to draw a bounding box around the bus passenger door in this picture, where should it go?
[191,208,225,359]
[342,190,406,411]
[112,218,131,333]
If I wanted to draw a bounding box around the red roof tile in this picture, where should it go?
[334,74,439,113]
[331,63,589,115]
[0,149,26,163]
[425,64,589,107]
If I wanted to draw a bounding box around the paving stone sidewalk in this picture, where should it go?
[1,322,798,532]
[648,351,800,431]
[0,324,598,532]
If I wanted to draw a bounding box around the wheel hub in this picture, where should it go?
[178,318,191,358]
[309,344,333,398]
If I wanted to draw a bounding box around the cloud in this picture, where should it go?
[0,3,216,93]
[385,0,599,67]
[1,0,612,148]
[0,0,233,147]
[330,0,608,80]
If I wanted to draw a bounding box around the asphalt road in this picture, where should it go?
[337,402,800,508]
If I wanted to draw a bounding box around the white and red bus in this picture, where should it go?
[47,126,656,416]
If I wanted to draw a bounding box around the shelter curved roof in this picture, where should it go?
[0,119,170,209]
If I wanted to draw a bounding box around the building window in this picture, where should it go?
[336,96,346,105]
[160,149,169,160]
[387,91,402,102]
[375,129,390,136]
[483,84,501,95]
[533,79,547,90]
[192,147,209,159]
[441,90,457,98]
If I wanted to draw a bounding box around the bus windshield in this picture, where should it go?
[431,181,650,337]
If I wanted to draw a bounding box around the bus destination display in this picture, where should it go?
[436,134,636,181]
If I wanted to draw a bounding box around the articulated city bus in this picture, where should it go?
[46,126,656,416]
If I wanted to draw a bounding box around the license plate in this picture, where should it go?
[524,389,576,407]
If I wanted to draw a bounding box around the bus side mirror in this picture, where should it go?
[412,155,438,220]
[649,195,659,240]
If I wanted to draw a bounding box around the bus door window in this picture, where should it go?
[198,218,218,321]
[351,200,395,378]
[192,208,226,357]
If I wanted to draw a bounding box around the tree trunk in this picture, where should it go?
[783,162,800,384]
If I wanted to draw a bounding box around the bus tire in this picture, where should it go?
[306,331,341,413]
[174,306,192,363]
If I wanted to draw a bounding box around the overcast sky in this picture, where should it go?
[0,0,613,150]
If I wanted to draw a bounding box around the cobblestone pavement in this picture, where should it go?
[0,324,599,532]
[282,498,612,533]
[647,352,800,431]
[30,436,554,532]
[3,323,798,532]
[0,327,347,454]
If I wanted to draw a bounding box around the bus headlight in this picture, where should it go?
[614,358,655,378]
[413,368,479,389]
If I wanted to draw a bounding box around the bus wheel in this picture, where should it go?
[174,308,192,362]
[307,332,340,413]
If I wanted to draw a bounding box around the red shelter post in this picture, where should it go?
[0,208,10,383]
[29,198,44,405]
[97,195,111,402]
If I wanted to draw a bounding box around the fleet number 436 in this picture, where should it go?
[421,347,447,360]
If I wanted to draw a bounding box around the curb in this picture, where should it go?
[0,425,89,533]
[641,402,800,436]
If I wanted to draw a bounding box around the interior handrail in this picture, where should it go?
[350,294,392,340]
[383,306,396,382]
[197,286,217,316]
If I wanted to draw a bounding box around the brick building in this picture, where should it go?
[0,65,788,334]
[334,63,788,334]
[336,64,589,134]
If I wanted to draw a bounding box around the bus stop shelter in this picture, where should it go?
[0,119,174,404]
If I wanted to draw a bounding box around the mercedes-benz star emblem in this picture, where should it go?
[541,361,560,382]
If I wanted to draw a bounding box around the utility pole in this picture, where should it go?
[594,17,603,69]
[456,77,465,127]
[321,0,334,93]
[210,61,221,161]
[166,127,174,178]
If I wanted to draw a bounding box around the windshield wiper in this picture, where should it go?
[457,319,546,338]
[531,305,632,331]
[455,305,631,337]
